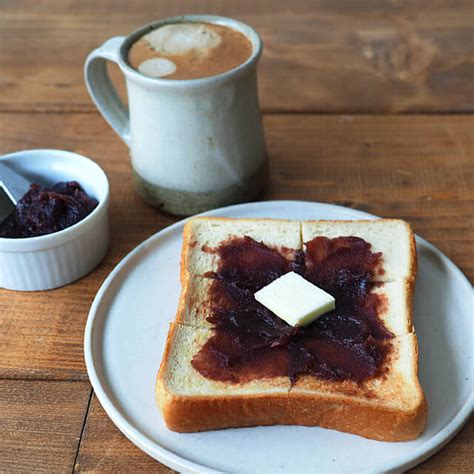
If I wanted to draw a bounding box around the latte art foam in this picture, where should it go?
[138,58,177,78]
[128,22,252,80]
[144,23,222,56]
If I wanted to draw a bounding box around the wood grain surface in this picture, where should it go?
[0,112,472,470]
[74,394,172,472]
[0,0,473,113]
[0,0,473,471]
[0,113,472,381]
[73,395,473,473]
[0,380,91,472]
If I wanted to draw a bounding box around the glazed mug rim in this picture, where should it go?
[116,14,263,87]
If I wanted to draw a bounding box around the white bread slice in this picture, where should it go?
[158,323,290,395]
[302,219,416,282]
[157,217,426,440]
[289,333,427,441]
[156,326,427,439]
[175,275,413,336]
[372,279,414,335]
[291,333,422,411]
[181,217,301,280]
[156,323,291,432]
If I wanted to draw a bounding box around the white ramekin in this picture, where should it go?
[0,149,109,291]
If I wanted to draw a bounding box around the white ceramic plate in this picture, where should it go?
[84,201,473,473]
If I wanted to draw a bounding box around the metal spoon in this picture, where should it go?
[0,162,31,223]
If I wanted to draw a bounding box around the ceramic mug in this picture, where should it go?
[85,15,267,215]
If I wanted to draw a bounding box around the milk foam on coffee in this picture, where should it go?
[128,22,252,80]
[145,23,221,56]
[139,57,177,77]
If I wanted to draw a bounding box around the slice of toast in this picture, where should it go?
[302,220,417,282]
[176,276,414,335]
[289,332,426,441]
[157,323,292,432]
[181,217,302,281]
[157,217,427,441]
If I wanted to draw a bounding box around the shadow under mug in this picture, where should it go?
[84,15,268,216]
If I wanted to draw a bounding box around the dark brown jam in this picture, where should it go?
[0,182,98,238]
[191,236,394,385]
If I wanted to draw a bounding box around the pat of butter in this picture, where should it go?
[254,271,335,327]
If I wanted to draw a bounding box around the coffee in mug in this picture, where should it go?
[128,22,253,80]
[85,16,267,215]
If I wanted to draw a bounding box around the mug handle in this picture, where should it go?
[84,36,131,146]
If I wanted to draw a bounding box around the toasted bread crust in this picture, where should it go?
[156,386,293,433]
[157,217,427,441]
[284,393,427,441]
[157,389,427,441]
[156,326,427,440]
[406,219,418,282]
[406,275,416,331]
[180,220,194,285]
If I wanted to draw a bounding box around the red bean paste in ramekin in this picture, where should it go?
[0,182,98,238]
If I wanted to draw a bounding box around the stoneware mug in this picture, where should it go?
[85,15,267,215]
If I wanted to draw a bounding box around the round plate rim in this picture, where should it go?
[84,200,473,473]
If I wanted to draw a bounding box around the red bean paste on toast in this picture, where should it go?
[0,182,98,238]
[191,236,394,385]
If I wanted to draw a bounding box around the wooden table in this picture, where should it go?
[0,1,472,472]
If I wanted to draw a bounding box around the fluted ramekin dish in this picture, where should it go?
[0,149,109,291]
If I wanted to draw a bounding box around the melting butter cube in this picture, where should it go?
[254,271,335,327]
